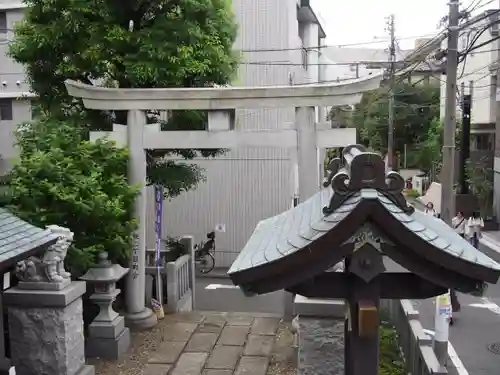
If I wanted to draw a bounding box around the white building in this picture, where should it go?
[439,10,497,140]
[0,0,353,267]
[155,0,338,267]
[0,0,33,174]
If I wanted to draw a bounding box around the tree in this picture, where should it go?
[466,158,494,218]
[354,83,440,167]
[328,105,354,128]
[1,116,138,277]
[9,0,239,197]
[414,117,443,173]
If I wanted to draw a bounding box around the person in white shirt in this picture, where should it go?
[466,211,484,249]
[424,202,438,217]
[452,211,466,238]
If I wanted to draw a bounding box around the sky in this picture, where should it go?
[312,0,490,50]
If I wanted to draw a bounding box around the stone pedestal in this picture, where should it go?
[298,317,344,375]
[86,316,130,360]
[4,281,94,375]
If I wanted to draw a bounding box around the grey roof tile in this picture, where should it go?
[229,187,500,275]
[0,208,58,266]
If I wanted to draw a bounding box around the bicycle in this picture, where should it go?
[194,231,216,274]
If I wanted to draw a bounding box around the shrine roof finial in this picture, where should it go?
[323,145,413,215]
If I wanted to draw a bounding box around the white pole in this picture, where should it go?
[434,291,451,367]
[434,0,459,360]
[296,106,319,200]
[124,110,157,330]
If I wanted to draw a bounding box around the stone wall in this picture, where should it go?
[298,317,344,375]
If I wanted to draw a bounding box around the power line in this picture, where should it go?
[238,34,440,53]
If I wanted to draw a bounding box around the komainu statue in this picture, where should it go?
[15,225,74,283]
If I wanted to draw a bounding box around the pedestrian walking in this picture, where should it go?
[452,211,466,238]
[424,202,438,217]
[466,211,484,249]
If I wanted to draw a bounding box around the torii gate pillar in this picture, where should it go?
[125,110,157,330]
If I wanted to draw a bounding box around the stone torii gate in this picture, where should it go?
[65,75,382,330]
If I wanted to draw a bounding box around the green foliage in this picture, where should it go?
[466,159,494,217]
[328,105,354,128]
[1,117,138,277]
[413,117,443,172]
[380,323,405,375]
[162,236,188,262]
[9,0,239,197]
[405,188,420,198]
[355,83,440,167]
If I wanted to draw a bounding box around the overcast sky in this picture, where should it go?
[312,0,489,49]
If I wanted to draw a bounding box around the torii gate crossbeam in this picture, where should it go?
[65,74,383,330]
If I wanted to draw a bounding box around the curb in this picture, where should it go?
[478,235,500,264]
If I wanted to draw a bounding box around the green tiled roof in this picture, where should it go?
[228,189,500,275]
[0,208,58,266]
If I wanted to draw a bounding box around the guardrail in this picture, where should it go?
[165,236,196,313]
[381,299,447,375]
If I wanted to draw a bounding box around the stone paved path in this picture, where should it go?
[141,311,296,375]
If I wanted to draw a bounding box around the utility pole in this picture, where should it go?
[495,3,500,221]
[459,81,472,194]
[435,0,460,369]
[441,0,459,226]
[387,14,396,170]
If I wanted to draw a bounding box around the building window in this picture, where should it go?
[472,133,493,151]
[0,12,6,33]
[301,47,308,70]
[0,99,13,121]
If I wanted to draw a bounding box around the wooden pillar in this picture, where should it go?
[345,257,381,375]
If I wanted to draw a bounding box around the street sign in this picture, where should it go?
[215,223,226,233]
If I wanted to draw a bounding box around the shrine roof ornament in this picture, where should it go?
[228,145,500,295]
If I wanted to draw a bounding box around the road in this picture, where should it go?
[415,286,500,375]
[195,276,284,315]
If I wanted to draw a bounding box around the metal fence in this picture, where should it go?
[382,299,447,375]
[165,236,195,313]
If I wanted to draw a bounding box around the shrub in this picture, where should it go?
[405,188,420,198]
[2,116,138,277]
[380,323,405,375]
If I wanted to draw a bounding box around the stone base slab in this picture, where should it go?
[89,316,125,339]
[76,364,95,375]
[4,281,86,308]
[294,295,344,318]
[18,278,71,291]
[125,307,157,331]
[86,327,130,360]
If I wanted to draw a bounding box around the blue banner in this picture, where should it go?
[154,185,163,267]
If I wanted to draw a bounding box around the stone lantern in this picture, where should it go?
[80,252,130,359]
